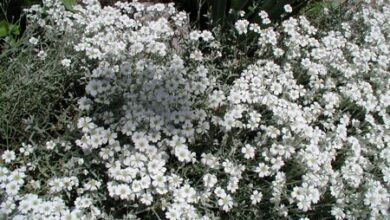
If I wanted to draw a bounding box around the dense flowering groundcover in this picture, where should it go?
[1,0,390,219]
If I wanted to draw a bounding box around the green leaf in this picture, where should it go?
[9,37,17,46]
[9,24,21,36]
[0,20,9,37]
[62,0,76,11]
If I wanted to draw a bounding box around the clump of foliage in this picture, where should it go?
[0,19,82,148]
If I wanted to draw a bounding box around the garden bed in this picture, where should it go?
[0,0,390,219]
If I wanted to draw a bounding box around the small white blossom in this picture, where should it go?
[235,19,249,35]
[284,4,293,13]
[217,192,233,212]
[250,190,263,205]
[2,150,16,163]
[29,37,38,45]
[241,144,255,159]
[61,58,71,67]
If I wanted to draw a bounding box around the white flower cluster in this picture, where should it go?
[2,0,390,219]
[0,147,102,219]
[23,0,220,219]
[214,2,390,218]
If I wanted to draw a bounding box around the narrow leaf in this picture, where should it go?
[62,0,76,11]
[9,24,21,36]
[0,20,9,37]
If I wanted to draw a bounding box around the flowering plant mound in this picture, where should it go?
[1,0,390,219]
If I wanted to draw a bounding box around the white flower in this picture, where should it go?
[74,196,93,209]
[259,10,268,19]
[174,145,193,163]
[134,136,150,152]
[214,187,225,198]
[61,211,78,220]
[165,203,183,219]
[85,80,104,97]
[201,30,214,42]
[140,193,153,205]
[152,175,167,189]
[208,90,226,109]
[116,184,132,200]
[8,170,25,185]
[77,97,92,111]
[168,174,182,189]
[189,30,201,41]
[2,150,16,163]
[291,183,320,211]
[61,58,71,67]
[364,181,389,213]
[218,193,233,212]
[45,140,56,150]
[331,207,345,220]
[203,174,218,188]
[262,18,271,25]
[49,178,64,193]
[190,50,203,61]
[241,144,255,159]
[176,184,197,203]
[77,117,95,133]
[284,4,293,13]
[18,198,32,214]
[37,50,47,60]
[130,42,144,55]
[6,181,21,195]
[235,19,249,35]
[250,190,263,205]
[0,199,15,214]
[227,177,239,193]
[255,163,271,178]
[29,37,38,45]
